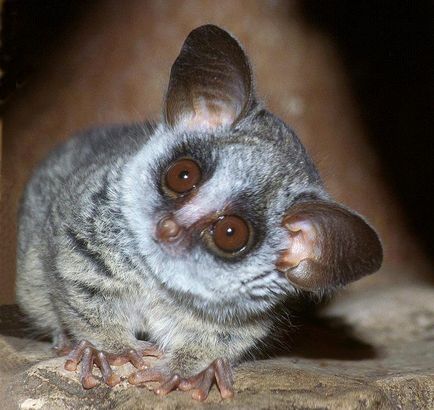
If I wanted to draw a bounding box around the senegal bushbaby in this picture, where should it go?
[16,25,382,400]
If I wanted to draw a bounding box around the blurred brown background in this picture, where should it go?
[1,0,433,305]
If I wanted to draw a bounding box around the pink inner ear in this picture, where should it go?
[179,97,239,130]
[277,218,319,271]
[276,200,383,290]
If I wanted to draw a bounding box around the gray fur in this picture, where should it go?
[16,25,381,378]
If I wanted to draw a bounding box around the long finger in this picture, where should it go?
[214,358,234,399]
[95,351,120,387]
[80,347,99,389]
[64,340,90,371]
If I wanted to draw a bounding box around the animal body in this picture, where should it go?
[16,25,382,400]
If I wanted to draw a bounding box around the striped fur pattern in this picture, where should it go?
[16,106,325,375]
[16,25,379,378]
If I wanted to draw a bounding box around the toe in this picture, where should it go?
[214,358,234,399]
[191,389,208,401]
[154,374,181,395]
[128,368,164,385]
[127,349,148,369]
[64,340,91,371]
[80,347,99,388]
[81,374,99,389]
[178,372,203,391]
[191,366,215,401]
[138,342,163,358]
[96,351,121,387]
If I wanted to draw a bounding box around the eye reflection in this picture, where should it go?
[165,159,202,194]
[212,215,250,253]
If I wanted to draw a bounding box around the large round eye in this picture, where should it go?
[165,159,202,194]
[213,215,250,253]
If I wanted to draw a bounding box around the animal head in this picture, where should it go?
[122,25,382,318]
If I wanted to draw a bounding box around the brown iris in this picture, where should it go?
[213,215,250,253]
[165,159,202,194]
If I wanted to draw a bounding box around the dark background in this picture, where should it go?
[301,0,434,260]
[1,0,433,260]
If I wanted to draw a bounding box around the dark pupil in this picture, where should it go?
[226,227,234,236]
[178,170,189,180]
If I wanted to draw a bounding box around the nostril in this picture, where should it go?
[156,217,182,242]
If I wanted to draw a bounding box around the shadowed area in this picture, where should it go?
[1,284,433,408]
[288,314,378,361]
[0,304,379,362]
[300,0,434,263]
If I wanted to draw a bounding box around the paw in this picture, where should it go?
[62,340,161,389]
[129,358,234,401]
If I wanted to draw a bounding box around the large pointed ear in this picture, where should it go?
[276,200,383,291]
[164,24,255,130]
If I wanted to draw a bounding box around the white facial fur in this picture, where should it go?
[121,124,295,319]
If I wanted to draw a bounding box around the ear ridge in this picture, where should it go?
[164,24,255,130]
[277,200,383,291]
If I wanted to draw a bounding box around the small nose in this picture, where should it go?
[156,217,182,243]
